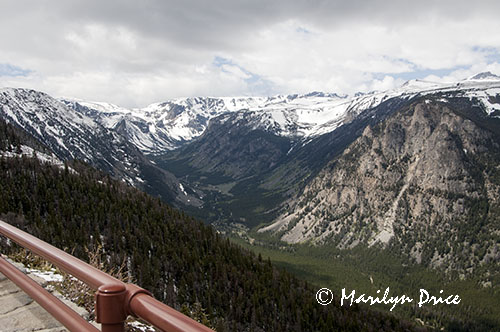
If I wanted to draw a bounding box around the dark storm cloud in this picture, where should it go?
[5,0,496,54]
[2,0,499,64]
[51,0,500,41]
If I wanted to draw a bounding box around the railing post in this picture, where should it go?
[95,283,128,332]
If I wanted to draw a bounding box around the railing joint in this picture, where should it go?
[124,283,152,317]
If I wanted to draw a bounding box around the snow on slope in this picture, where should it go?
[64,96,271,152]
[64,93,357,154]
[0,144,65,168]
[4,73,497,158]
[0,88,150,186]
[0,88,101,161]
[63,74,500,155]
[0,88,202,206]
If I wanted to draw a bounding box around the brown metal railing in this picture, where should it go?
[0,219,214,332]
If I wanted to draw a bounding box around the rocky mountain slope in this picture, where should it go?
[152,74,499,227]
[260,94,500,274]
[63,91,380,156]
[0,88,200,206]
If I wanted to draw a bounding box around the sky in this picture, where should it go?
[1,0,500,108]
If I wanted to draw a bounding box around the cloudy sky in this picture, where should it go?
[1,0,500,107]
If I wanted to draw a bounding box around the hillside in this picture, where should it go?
[0,118,422,331]
[0,88,200,207]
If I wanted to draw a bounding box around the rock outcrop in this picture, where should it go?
[261,97,500,272]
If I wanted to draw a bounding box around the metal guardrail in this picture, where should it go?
[0,219,214,332]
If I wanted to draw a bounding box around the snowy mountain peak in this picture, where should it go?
[467,71,500,81]
[61,92,354,153]
[302,91,348,99]
[400,79,443,90]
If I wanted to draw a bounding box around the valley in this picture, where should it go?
[230,233,500,331]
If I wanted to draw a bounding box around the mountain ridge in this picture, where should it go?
[1,114,435,332]
[1,74,500,330]
[59,73,500,156]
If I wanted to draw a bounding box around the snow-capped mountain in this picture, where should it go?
[63,94,355,154]
[1,88,108,163]
[62,96,270,153]
[2,74,499,306]
[153,73,500,225]
[0,88,201,206]
[62,74,500,156]
[64,92,387,154]
[467,71,500,81]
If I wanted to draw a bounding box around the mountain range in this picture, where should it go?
[61,72,500,155]
[1,72,499,277]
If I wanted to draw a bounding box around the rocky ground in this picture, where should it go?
[0,257,93,332]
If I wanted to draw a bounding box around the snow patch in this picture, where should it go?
[27,268,64,283]
[179,183,188,196]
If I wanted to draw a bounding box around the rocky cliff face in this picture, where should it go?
[261,96,500,272]
[169,111,293,180]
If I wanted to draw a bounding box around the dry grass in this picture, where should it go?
[7,247,54,270]
[55,243,133,319]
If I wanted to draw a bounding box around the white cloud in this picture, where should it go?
[1,1,500,106]
[370,75,404,92]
